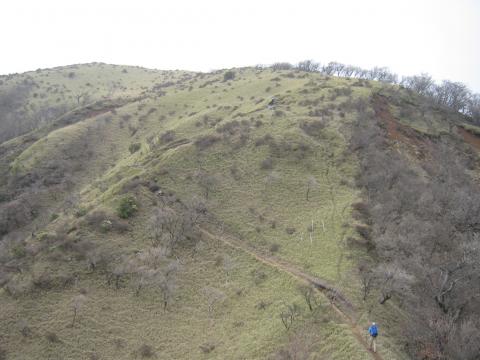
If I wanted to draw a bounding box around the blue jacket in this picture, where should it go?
[369,324,378,337]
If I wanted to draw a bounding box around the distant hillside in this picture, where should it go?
[0,63,191,143]
[0,64,479,360]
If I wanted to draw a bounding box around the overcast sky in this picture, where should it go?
[1,0,479,92]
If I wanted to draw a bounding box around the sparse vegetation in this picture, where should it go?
[1,62,478,360]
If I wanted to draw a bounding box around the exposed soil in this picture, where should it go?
[458,126,480,151]
[200,227,384,360]
[372,95,434,159]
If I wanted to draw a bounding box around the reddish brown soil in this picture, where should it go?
[458,127,480,151]
[372,95,433,158]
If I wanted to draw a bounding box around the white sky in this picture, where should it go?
[1,0,479,92]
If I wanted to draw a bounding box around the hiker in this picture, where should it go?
[368,322,378,353]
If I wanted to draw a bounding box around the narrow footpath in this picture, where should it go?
[199,227,384,360]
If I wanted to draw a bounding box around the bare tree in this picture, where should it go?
[275,325,320,360]
[71,294,87,327]
[149,208,166,247]
[194,170,218,200]
[305,176,318,201]
[131,247,179,311]
[223,255,235,284]
[375,264,412,304]
[297,285,317,312]
[201,286,226,316]
[401,73,435,96]
[279,303,301,330]
[433,80,470,112]
[74,91,90,105]
[467,93,480,123]
[357,263,376,301]
[159,261,179,311]
[108,261,129,289]
[297,60,319,73]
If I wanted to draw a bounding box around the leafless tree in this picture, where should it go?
[74,91,90,105]
[201,286,226,316]
[401,73,435,96]
[71,294,87,327]
[466,93,480,123]
[275,325,320,360]
[194,170,218,200]
[223,255,235,284]
[279,303,301,330]
[357,263,376,301]
[297,60,319,73]
[297,285,317,312]
[433,80,470,112]
[305,176,318,201]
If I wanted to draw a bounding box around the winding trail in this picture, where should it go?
[199,227,384,360]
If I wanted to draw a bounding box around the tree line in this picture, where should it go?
[261,60,479,123]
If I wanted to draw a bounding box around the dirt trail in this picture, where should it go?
[199,227,384,360]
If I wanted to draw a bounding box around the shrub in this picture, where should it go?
[117,196,138,219]
[355,224,371,240]
[139,344,154,358]
[160,130,175,143]
[256,300,269,310]
[12,244,26,258]
[223,70,235,81]
[194,134,220,150]
[18,319,31,337]
[252,269,267,285]
[75,207,88,218]
[285,227,296,235]
[100,219,113,233]
[214,255,223,267]
[199,343,215,354]
[216,120,241,135]
[352,201,370,219]
[0,193,10,203]
[45,331,60,343]
[129,143,141,154]
[300,120,326,138]
[270,243,280,253]
[260,157,273,170]
[255,120,263,127]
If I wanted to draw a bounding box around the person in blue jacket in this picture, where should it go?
[368,322,378,353]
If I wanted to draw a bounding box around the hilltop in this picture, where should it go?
[0,63,479,360]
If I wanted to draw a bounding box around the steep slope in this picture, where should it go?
[0,66,479,360]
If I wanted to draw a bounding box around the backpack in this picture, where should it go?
[369,325,378,337]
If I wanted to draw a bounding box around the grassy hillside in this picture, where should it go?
[0,65,479,360]
[0,63,191,143]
